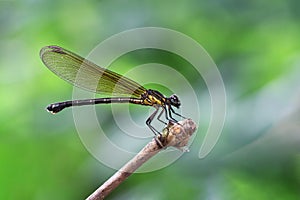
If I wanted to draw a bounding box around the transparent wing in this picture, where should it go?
[40,45,146,97]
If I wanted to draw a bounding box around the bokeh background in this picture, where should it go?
[1,0,300,199]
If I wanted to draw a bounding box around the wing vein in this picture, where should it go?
[40,46,146,97]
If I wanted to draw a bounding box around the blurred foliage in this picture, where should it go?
[0,0,300,199]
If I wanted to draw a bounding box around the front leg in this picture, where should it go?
[146,106,161,136]
[157,106,168,125]
[168,106,186,122]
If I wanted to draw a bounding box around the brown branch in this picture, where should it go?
[86,118,196,200]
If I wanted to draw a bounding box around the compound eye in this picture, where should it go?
[171,94,178,101]
[170,94,181,107]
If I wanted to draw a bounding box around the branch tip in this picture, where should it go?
[86,118,196,200]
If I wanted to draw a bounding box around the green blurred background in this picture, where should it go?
[1,0,300,199]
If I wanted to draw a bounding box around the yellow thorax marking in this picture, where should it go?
[144,95,164,106]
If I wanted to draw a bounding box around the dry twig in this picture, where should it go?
[86,118,196,200]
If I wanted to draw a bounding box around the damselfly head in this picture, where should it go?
[169,94,181,108]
